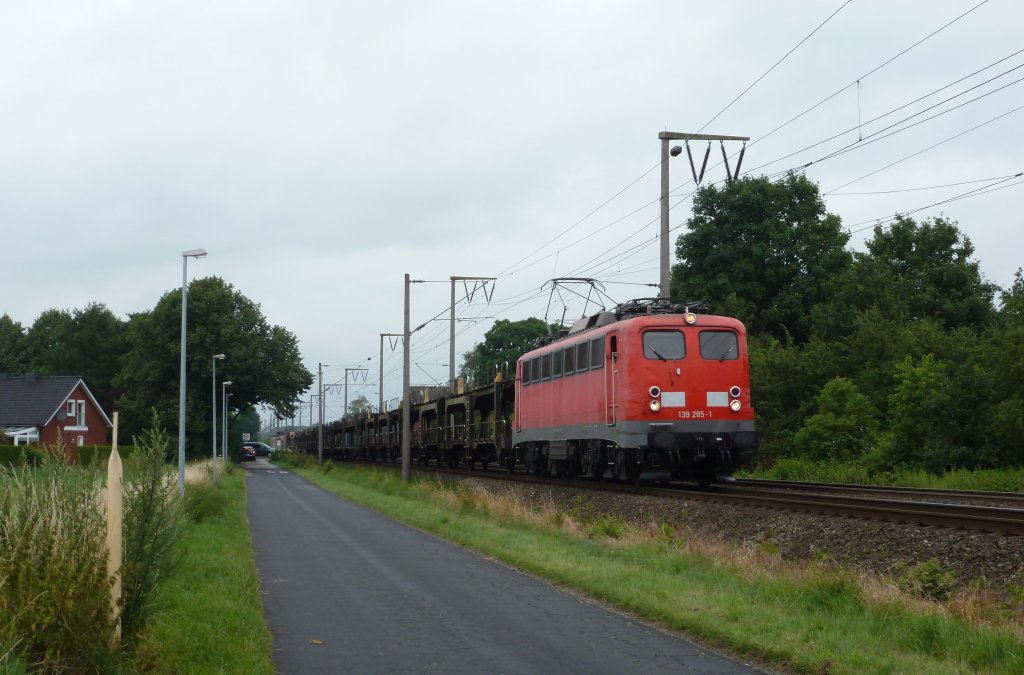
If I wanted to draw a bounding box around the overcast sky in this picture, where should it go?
[3,1,1021,423]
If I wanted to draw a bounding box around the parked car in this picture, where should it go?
[241,445,256,462]
[243,441,275,457]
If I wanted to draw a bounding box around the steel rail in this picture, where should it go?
[734,478,1024,505]
[334,459,1024,535]
[663,485,1024,536]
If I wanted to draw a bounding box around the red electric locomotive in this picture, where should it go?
[512,299,756,485]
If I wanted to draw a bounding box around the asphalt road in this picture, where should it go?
[244,458,766,675]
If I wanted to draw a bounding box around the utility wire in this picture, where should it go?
[829,173,1023,195]
[805,73,1024,169]
[495,161,661,279]
[742,48,1024,175]
[847,173,1024,234]
[385,1,995,396]
[744,0,992,153]
[696,0,854,133]
[825,103,1024,194]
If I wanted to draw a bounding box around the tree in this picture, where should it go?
[827,216,996,332]
[671,172,852,343]
[793,377,879,462]
[460,318,554,387]
[881,354,994,472]
[8,304,127,413]
[999,268,1024,320]
[114,277,313,453]
[0,314,26,374]
[348,395,371,415]
[17,308,73,371]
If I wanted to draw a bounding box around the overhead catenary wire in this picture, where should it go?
[825,103,1024,194]
[377,1,1000,405]
[742,49,1024,176]
[846,172,1024,234]
[740,0,993,154]
[695,0,854,133]
[785,73,1024,174]
[829,173,1023,195]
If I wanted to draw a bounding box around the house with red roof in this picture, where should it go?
[0,374,112,455]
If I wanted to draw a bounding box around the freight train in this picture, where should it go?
[294,299,756,486]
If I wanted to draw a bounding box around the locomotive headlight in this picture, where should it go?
[684,312,697,325]
[729,399,742,412]
[649,399,662,412]
[729,386,742,398]
[649,386,661,398]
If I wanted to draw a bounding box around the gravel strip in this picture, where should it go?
[460,476,1024,595]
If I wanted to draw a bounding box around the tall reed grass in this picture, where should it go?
[0,416,193,672]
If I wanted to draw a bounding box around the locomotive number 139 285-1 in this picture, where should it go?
[677,410,711,419]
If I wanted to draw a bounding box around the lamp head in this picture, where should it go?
[213,353,225,360]
[182,248,208,258]
[223,380,233,386]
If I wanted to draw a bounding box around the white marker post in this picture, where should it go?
[106,412,123,645]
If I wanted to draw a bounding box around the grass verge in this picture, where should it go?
[133,466,273,674]
[280,458,1023,675]
[739,458,1024,492]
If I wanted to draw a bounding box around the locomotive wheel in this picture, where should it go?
[696,463,716,489]
[613,450,626,481]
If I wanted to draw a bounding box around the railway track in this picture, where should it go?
[733,478,1024,507]
[336,458,1024,536]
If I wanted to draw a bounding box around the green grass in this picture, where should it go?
[740,457,1024,492]
[281,460,1024,675]
[133,468,273,674]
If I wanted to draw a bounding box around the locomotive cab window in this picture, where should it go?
[564,344,576,374]
[576,343,590,374]
[590,336,605,370]
[699,330,739,360]
[643,330,685,360]
[541,353,552,380]
[531,357,542,383]
[553,350,563,378]
[521,360,530,386]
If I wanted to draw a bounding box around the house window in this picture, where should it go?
[77,435,84,446]
[77,400,86,427]
[66,400,76,416]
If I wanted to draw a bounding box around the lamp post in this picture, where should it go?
[178,248,208,496]
[222,386,233,467]
[211,354,225,484]
[222,383,232,473]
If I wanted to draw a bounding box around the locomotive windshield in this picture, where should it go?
[699,330,738,360]
[642,330,685,360]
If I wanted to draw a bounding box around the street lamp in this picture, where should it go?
[212,354,225,484]
[222,382,233,469]
[178,247,208,496]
